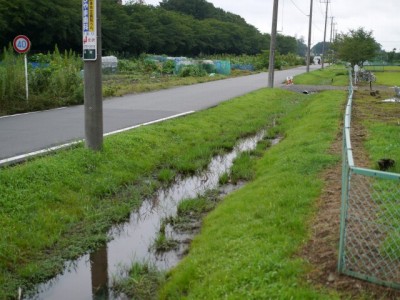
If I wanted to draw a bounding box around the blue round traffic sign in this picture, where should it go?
[13,35,31,54]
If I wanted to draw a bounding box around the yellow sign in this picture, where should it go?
[89,0,95,32]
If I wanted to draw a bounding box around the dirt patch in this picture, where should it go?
[300,86,400,299]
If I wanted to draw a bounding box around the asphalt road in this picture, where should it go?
[0,65,320,165]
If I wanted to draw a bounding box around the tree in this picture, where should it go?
[387,48,397,63]
[296,37,307,57]
[276,34,297,55]
[312,41,330,56]
[102,0,132,54]
[0,0,306,57]
[332,27,381,66]
[0,0,81,52]
[160,0,214,20]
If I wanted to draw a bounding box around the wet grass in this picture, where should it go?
[177,195,217,216]
[151,232,179,253]
[158,90,347,299]
[165,190,221,234]
[229,152,255,183]
[151,134,276,260]
[0,88,306,298]
[293,64,349,86]
[112,261,166,300]
[157,168,177,185]
[220,133,275,185]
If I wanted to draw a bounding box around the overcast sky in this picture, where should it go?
[137,0,399,51]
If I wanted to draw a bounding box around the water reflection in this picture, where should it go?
[90,247,108,300]
[27,131,274,300]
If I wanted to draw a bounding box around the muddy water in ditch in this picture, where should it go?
[27,131,277,300]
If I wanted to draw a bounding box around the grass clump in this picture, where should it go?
[151,232,179,253]
[157,168,176,184]
[113,261,165,300]
[166,190,221,233]
[177,193,218,217]
[229,152,255,183]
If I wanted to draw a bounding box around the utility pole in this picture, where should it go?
[83,0,103,151]
[329,17,334,64]
[320,0,330,69]
[268,0,279,88]
[306,0,313,72]
[330,17,334,43]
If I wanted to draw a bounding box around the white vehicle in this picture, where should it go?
[313,56,322,65]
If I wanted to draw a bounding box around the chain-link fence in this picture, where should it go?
[338,71,400,289]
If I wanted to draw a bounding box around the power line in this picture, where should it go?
[279,0,285,32]
[289,0,308,17]
[312,21,324,33]
[317,0,327,18]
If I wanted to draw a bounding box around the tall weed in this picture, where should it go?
[0,46,26,113]
[0,46,83,115]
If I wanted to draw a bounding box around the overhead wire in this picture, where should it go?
[289,0,308,17]
[279,0,285,32]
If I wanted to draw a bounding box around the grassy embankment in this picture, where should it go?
[6,64,397,299]
[0,86,342,298]
[292,64,349,86]
[157,90,347,298]
[156,67,400,299]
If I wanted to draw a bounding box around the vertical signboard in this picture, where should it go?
[83,0,97,60]
[13,35,31,100]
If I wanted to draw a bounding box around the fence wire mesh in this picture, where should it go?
[339,71,400,289]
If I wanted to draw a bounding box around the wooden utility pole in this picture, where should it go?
[83,0,103,151]
[268,0,279,88]
[320,0,330,69]
[306,0,313,72]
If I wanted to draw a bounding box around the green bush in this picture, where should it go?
[162,60,175,74]
[178,65,208,77]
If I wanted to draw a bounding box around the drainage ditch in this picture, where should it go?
[26,131,280,300]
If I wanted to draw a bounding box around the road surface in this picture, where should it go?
[0,65,320,165]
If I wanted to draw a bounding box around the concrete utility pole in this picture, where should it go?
[268,0,279,88]
[320,0,330,69]
[83,0,103,151]
[306,0,313,72]
[329,16,335,63]
[330,17,334,43]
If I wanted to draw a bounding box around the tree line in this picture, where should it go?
[0,0,307,57]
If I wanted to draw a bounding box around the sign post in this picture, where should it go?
[13,35,31,100]
[82,0,103,151]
